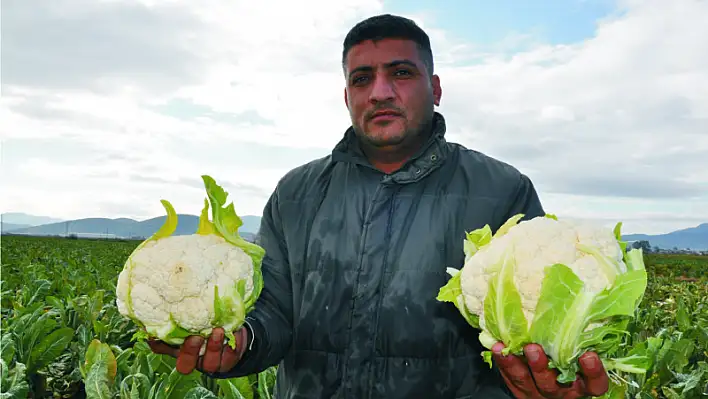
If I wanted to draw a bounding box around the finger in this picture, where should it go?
[147,340,179,357]
[228,328,248,356]
[562,379,586,399]
[492,343,539,398]
[578,352,609,397]
[176,336,204,375]
[524,344,564,398]
[217,327,249,372]
[219,346,241,372]
[498,369,529,399]
[202,328,225,374]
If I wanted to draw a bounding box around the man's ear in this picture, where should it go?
[432,75,442,106]
[344,87,349,109]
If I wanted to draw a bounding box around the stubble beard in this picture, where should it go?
[353,105,435,150]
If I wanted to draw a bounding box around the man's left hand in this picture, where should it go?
[493,342,609,399]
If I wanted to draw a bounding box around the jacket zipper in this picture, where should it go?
[340,180,384,398]
[366,184,400,399]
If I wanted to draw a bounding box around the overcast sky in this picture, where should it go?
[2,0,706,235]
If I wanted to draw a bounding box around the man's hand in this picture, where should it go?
[147,327,249,375]
[493,343,609,399]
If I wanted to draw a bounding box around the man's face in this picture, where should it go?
[343,38,442,149]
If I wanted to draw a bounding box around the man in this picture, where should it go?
[150,14,609,399]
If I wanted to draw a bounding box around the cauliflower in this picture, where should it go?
[438,214,649,383]
[116,175,264,351]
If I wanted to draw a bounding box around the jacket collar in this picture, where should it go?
[331,111,449,184]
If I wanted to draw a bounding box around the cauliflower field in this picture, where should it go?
[1,235,276,399]
[0,234,705,398]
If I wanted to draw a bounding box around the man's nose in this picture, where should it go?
[369,74,395,103]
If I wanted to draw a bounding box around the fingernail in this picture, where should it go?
[525,347,540,363]
[580,354,599,370]
[492,342,504,354]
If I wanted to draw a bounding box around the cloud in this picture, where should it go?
[3,0,210,94]
[0,0,386,149]
[436,0,708,207]
[1,0,706,235]
[543,174,703,199]
[127,174,271,199]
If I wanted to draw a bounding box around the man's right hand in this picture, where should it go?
[147,327,249,375]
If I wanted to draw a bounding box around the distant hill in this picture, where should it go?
[1,222,32,233]
[623,223,708,251]
[4,212,705,251]
[6,214,262,241]
[1,212,64,226]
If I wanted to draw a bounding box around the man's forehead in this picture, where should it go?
[346,38,421,67]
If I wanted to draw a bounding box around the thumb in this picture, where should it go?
[147,339,179,357]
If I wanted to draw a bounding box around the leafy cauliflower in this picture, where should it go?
[116,175,264,351]
[438,214,649,383]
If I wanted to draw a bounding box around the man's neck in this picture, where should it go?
[371,158,408,174]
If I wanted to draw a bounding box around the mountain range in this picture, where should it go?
[1,212,261,241]
[2,212,706,251]
[2,212,65,226]
[622,223,708,251]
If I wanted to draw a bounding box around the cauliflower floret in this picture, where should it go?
[459,216,625,329]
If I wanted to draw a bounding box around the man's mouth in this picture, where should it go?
[370,110,402,121]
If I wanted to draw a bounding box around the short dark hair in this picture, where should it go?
[342,14,434,76]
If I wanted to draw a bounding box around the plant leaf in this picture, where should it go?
[463,225,493,259]
[83,340,118,399]
[483,250,529,355]
[29,326,74,372]
[183,386,218,399]
[436,269,480,328]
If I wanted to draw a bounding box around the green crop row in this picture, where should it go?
[1,235,705,398]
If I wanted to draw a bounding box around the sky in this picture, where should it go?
[1,0,707,235]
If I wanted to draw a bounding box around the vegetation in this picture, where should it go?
[1,235,276,398]
[598,253,707,398]
[1,235,706,398]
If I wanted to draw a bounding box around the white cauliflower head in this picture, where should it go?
[116,175,264,349]
[460,215,626,329]
[438,214,648,383]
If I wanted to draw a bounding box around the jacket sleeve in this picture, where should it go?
[505,173,545,222]
[209,188,294,378]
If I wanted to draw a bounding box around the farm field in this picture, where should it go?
[1,235,706,398]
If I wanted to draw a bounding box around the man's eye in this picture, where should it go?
[352,76,369,85]
[394,69,412,76]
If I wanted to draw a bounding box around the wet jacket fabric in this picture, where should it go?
[218,112,545,398]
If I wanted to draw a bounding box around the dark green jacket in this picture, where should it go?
[219,112,545,398]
